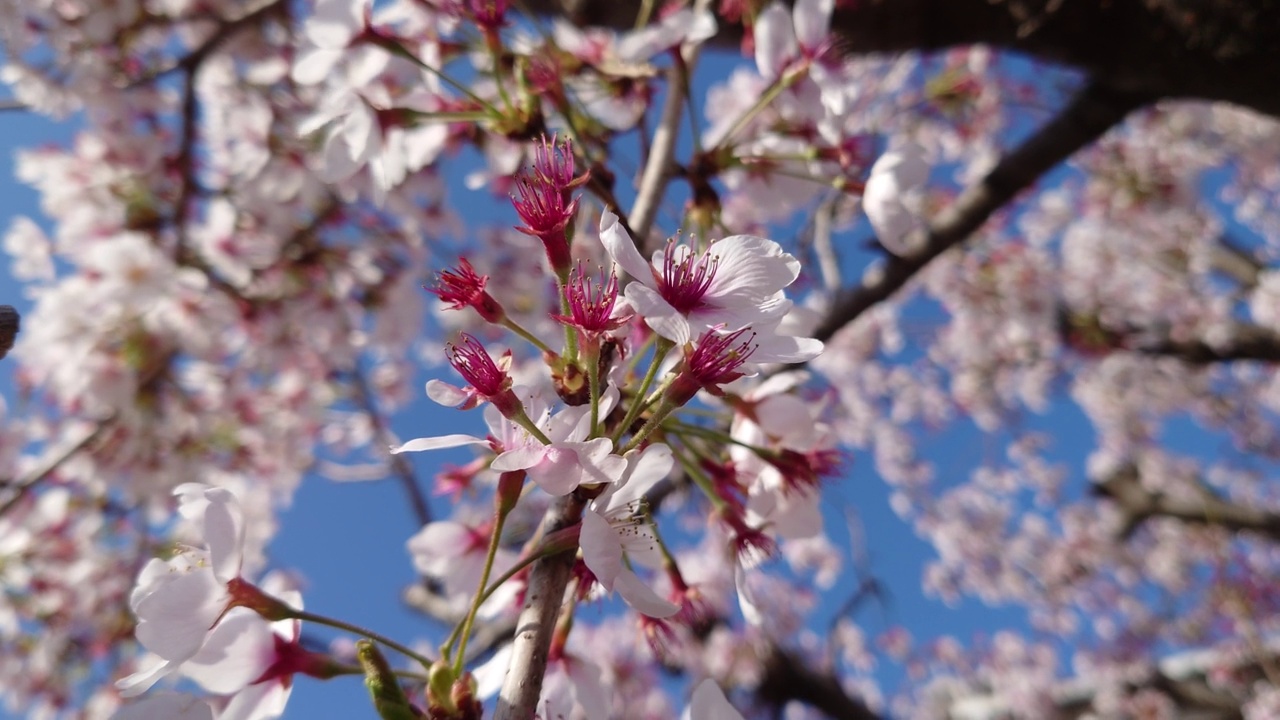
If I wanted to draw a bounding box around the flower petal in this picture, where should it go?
[390,434,486,454]
[793,0,833,52]
[580,509,623,589]
[615,569,679,618]
[754,3,797,80]
[600,210,655,287]
[684,680,745,720]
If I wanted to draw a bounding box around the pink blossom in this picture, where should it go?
[599,210,800,345]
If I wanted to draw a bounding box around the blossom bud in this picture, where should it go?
[425,659,463,718]
[428,259,505,324]
[449,673,483,720]
[495,470,525,516]
[511,135,588,279]
[665,327,757,407]
[358,640,423,720]
[446,334,524,420]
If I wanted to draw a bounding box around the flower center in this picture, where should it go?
[658,240,718,314]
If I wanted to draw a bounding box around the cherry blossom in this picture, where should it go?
[599,210,802,345]
[581,444,680,618]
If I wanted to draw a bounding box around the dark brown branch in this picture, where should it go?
[125,0,287,87]
[757,646,880,720]
[1135,324,1280,365]
[1094,464,1280,542]
[524,0,1280,118]
[813,80,1146,343]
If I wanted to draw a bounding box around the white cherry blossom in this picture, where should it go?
[581,443,680,618]
[600,210,801,345]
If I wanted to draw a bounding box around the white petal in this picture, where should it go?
[735,563,763,627]
[201,488,243,584]
[703,235,799,303]
[183,610,276,694]
[626,284,690,344]
[567,657,610,719]
[218,678,292,720]
[527,446,585,495]
[580,509,623,589]
[115,656,174,698]
[491,445,545,472]
[864,145,929,255]
[600,210,655,286]
[749,330,823,364]
[426,379,472,407]
[684,680,745,720]
[609,444,674,509]
[390,434,486,454]
[474,644,514,699]
[754,3,797,80]
[793,0,833,52]
[112,692,215,720]
[407,521,472,576]
[615,569,679,618]
[134,570,226,662]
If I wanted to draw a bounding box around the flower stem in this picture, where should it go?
[586,345,602,437]
[620,396,678,454]
[672,446,728,512]
[502,318,554,355]
[510,407,554,445]
[292,608,435,669]
[452,509,511,676]
[612,338,673,445]
[710,71,800,152]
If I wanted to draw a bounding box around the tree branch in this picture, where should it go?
[523,0,1280,118]
[1094,464,1280,542]
[493,493,586,720]
[757,646,881,720]
[1135,324,1280,365]
[813,80,1147,343]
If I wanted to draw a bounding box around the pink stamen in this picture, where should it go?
[658,240,718,314]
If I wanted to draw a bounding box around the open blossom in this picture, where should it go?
[554,263,631,340]
[179,573,321,720]
[392,386,626,495]
[488,403,627,495]
[599,210,800,345]
[407,517,520,614]
[118,484,249,696]
[581,443,681,618]
[863,143,930,256]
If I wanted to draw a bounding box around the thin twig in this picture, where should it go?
[626,0,713,251]
[0,421,112,518]
[348,366,432,527]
